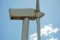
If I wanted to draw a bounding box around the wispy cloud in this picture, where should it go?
[30,24,58,40]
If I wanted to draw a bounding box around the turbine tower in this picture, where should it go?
[9,0,45,40]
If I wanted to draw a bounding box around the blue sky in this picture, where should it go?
[0,0,60,40]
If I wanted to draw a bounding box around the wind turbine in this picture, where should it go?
[9,0,45,40]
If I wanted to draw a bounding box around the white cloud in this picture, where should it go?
[41,24,58,36]
[30,33,37,38]
[30,24,58,40]
[30,33,37,40]
[47,37,57,40]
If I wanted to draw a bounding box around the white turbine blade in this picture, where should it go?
[36,0,40,12]
[36,18,40,40]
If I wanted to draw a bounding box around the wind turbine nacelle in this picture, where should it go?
[9,9,44,20]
